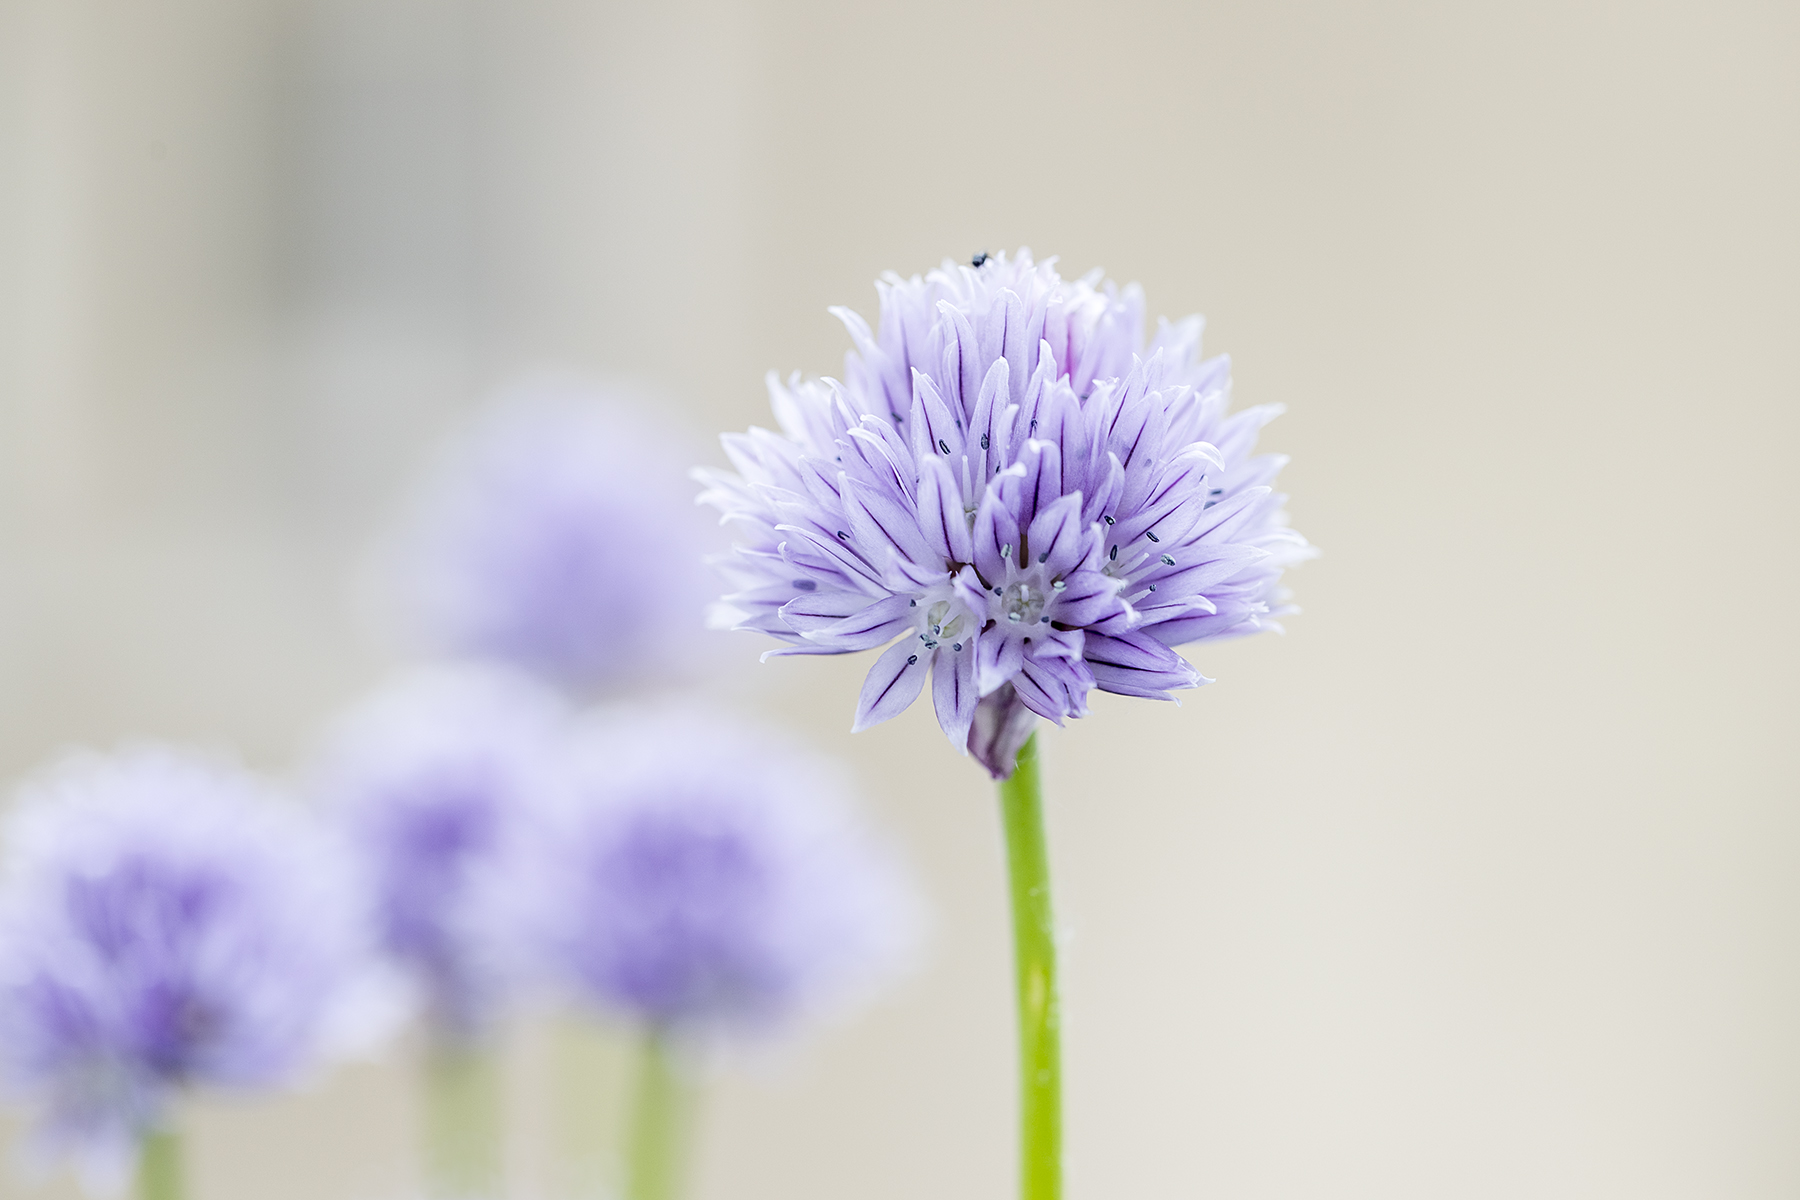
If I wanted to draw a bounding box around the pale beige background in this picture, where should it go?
[1,0,1797,1197]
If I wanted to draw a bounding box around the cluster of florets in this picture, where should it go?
[309,665,568,1039]
[522,708,918,1032]
[386,376,720,693]
[0,747,373,1185]
[699,250,1312,776]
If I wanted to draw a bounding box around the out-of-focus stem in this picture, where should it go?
[551,1014,632,1199]
[625,1025,692,1200]
[135,1127,184,1200]
[424,1038,503,1199]
[998,733,1060,1200]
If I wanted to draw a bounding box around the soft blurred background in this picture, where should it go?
[1,0,1796,1197]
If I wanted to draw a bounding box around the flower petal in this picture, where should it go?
[971,483,1022,585]
[805,594,917,651]
[852,639,931,732]
[976,632,1025,696]
[931,633,979,751]
[916,456,974,565]
[1025,494,1089,579]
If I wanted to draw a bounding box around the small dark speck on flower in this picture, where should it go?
[971,251,988,268]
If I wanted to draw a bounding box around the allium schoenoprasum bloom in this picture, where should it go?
[0,746,374,1187]
[697,250,1313,775]
[386,375,721,692]
[527,707,920,1034]
[310,665,567,1039]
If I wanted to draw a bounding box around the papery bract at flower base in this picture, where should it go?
[0,747,374,1191]
[698,250,1313,777]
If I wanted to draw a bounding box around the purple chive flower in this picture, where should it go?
[386,375,720,692]
[0,746,371,1185]
[310,665,567,1039]
[698,250,1313,775]
[526,707,919,1033]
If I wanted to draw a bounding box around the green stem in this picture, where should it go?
[135,1127,184,1200]
[551,1015,632,1199]
[424,1039,503,1199]
[625,1025,692,1200]
[999,733,1060,1200]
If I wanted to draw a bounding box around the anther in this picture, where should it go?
[836,530,849,540]
[793,579,817,591]
[909,598,917,606]
[1052,579,1067,591]
[1146,531,1160,543]
[1040,616,1050,623]
[1147,584,1157,592]
[1008,612,1021,623]
[1038,552,1048,563]
[1001,543,1012,559]
[1102,515,1115,526]
[980,434,990,449]
[1108,545,1118,561]
[907,654,918,665]
[1160,554,1176,566]
[971,251,988,268]
[938,438,951,455]
[1029,419,1039,433]
[952,642,963,651]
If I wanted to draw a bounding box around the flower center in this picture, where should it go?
[1000,581,1047,627]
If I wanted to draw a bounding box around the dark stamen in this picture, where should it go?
[907,654,918,665]
[971,251,988,268]
[1109,545,1118,561]
[1146,531,1160,543]
[1160,554,1176,566]
[980,434,990,449]
[938,438,950,455]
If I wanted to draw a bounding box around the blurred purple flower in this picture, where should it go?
[0,746,372,1186]
[387,375,720,692]
[527,707,919,1033]
[311,665,566,1039]
[698,250,1313,776]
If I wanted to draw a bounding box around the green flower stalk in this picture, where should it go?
[135,1128,184,1200]
[424,1040,503,1200]
[625,1026,695,1200]
[999,735,1060,1200]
